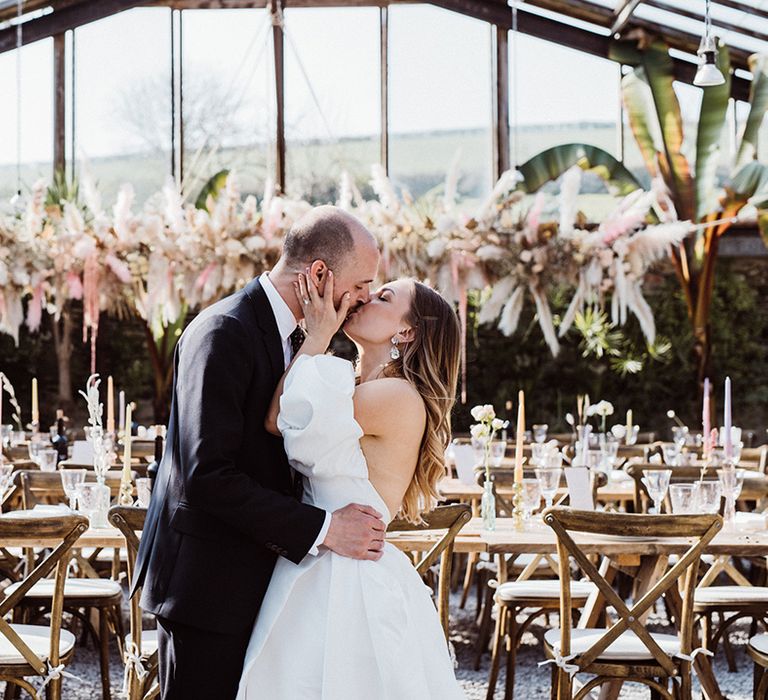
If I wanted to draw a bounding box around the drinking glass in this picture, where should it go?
[532,424,548,444]
[470,437,487,467]
[544,451,564,470]
[490,440,507,468]
[669,483,697,514]
[661,443,681,466]
[694,480,722,514]
[520,478,541,520]
[535,467,562,510]
[671,426,689,451]
[0,425,10,448]
[718,468,744,529]
[76,482,111,528]
[136,478,152,508]
[60,469,87,510]
[531,442,548,466]
[599,439,619,472]
[0,462,13,513]
[10,430,25,448]
[37,448,58,473]
[28,436,44,465]
[642,469,672,513]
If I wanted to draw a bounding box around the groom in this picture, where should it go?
[132,205,385,699]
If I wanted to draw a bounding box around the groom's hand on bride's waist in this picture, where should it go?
[323,504,386,561]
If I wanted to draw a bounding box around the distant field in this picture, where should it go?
[0,123,626,220]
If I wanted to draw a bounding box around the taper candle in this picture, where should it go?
[106,376,115,434]
[118,391,125,435]
[514,390,525,483]
[626,409,633,439]
[31,377,39,425]
[723,376,732,460]
[702,378,711,456]
[122,404,132,478]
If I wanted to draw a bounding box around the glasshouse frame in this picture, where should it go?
[0,0,764,194]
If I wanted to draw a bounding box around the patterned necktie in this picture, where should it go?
[289,326,305,359]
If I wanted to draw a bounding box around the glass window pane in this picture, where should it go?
[75,8,171,205]
[0,39,53,201]
[389,5,492,201]
[182,8,273,199]
[511,34,620,165]
[283,7,380,202]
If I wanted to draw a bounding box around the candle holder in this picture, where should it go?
[512,481,525,532]
[118,475,134,506]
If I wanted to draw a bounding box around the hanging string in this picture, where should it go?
[511,0,520,169]
[14,0,23,202]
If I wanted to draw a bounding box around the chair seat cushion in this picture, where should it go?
[497,579,596,601]
[80,546,127,563]
[478,552,557,574]
[695,586,768,604]
[545,628,681,661]
[0,624,76,665]
[750,633,768,656]
[125,629,158,657]
[5,578,122,599]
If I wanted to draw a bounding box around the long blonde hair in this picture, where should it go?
[383,280,461,523]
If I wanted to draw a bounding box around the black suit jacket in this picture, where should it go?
[132,277,326,634]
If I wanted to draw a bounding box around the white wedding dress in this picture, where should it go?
[236,354,465,699]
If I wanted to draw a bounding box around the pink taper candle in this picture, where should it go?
[702,378,711,456]
[723,376,732,460]
[106,376,115,434]
[514,390,525,483]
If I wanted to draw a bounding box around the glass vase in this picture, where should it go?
[481,478,496,531]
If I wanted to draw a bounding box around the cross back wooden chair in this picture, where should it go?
[624,463,723,514]
[387,503,471,638]
[108,505,158,700]
[20,470,126,510]
[542,507,722,700]
[0,513,88,700]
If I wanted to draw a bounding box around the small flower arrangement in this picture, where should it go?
[470,404,508,480]
[587,399,614,434]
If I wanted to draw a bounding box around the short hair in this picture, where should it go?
[282,206,359,272]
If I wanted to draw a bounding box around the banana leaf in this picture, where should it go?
[735,54,768,170]
[194,169,230,211]
[695,44,731,222]
[730,161,768,200]
[621,67,663,179]
[639,40,695,221]
[517,144,641,195]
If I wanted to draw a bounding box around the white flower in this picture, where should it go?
[587,400,614,418]
[470,404,496,422]
[611,424,627,438]
[470,423,490,440]
[491,418,508,431]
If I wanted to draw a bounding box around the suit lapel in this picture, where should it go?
[244,277,285,381]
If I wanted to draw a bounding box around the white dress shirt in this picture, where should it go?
[259,272,331,556]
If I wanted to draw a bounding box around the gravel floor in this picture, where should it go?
[0,589,758,699]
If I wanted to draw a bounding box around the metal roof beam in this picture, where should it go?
[611,0,642,36]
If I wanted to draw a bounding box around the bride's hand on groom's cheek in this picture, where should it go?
[322,503,386,561]
[295,271,351,351]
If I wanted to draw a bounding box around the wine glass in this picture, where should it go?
[671,426,689,451]
[28,436,44,465]
[60,469,87,510]
[718,468,744,528]
[490,440,507,468]
[661,442,681,467]
[136,478,152,508]
[535,466,562,511]
[520,478,541,521]
[532,424,548,444]
[37,448,58,473]
[642,469,672,513]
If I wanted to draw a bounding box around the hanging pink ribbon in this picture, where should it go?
[25,283,44,332]
[82,254,101,374]
[67,272,83,300]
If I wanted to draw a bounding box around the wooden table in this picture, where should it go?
[389,516,768,700]
[439,470,768,507]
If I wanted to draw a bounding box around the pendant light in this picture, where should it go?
[694,0,725,87]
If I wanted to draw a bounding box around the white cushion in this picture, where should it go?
[695,586,768,604]
[0,624,76,664]
[669,553,715,566]
[80,546,127,563]
[5,578,122,599]
[497,579,596,601]
[125,630,158,657]
[545,627,681,661]
[750,633,768,656]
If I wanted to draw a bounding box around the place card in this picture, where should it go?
[564,467,594,510]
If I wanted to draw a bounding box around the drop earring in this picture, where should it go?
[390,336,400,360]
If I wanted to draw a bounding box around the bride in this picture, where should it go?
[236,270,466,699]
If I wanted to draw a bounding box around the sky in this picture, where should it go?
[0,4,625,166]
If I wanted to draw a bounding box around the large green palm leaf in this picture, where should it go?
[736,54,768,170]
[517,143,641,195]
[695,45,731,221]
